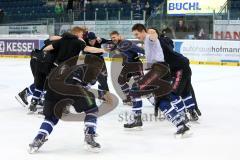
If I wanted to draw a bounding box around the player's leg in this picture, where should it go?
[118,65,132,104]
[189,83,202,116]
[15,58,37,106]
[28,72,46,113]
[28,100,59,153]
[124,62,170,129]
[84,106,100,151]
[97,60,109,101]
[181,79,200,121]
[172,68,200,122]
[15,83,35,107]
[74,92,101,151]
[123,90,143,129]
[157,96,191,137]
[118,62,144,105]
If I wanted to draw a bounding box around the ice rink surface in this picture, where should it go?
[0,58,240,160]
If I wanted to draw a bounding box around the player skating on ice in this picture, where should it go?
[15,39,57,113]
[109,31,145,105]
[83,32,111,101]
[124,24,191,137]
[148,28,201,122]
[28,27,108,153]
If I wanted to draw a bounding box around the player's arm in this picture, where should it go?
[49,35,62,41]
[43,39,61,52]
[96,37,112,44]
[43,44,54,51]
[148,30,158,41]
[132,44,145,55]
[83,46,106,53]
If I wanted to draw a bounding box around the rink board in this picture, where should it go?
[0,35,239,66]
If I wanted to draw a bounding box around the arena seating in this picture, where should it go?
[1,0,163,23]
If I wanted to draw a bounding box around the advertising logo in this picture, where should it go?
[0,39,39,55]
[167,0,226,15]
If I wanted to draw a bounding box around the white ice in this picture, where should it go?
[0,58,240,160]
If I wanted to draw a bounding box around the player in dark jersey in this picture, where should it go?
[83,32,111,101]
[109,31,145,105]
[148,28,201,121]
[15,39,57,113]
[28,27,107,153]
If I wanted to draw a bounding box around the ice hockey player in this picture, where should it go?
[109,31,145,105]
[15,38,57,113]
[83,32,111,101]
[124,24,191,137]
[28,27,107,153]
[147,28,201,121]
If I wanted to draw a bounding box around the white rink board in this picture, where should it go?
[174,39,240,63]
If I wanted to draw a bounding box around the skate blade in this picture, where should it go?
[15,95,27,107]
[123,102,133,106]
[124,126,143,131]
[36,113,45,118]
[158,115,166,121]
[36,105,44,109]
[175,130,193,139]
[28,146,39,154]
[27,111,44,119]
[84,144,101,153]
[189,120,200,125]
[27,110,38,115]
[27,111,35,115]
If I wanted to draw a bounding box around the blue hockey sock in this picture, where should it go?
[32,88,43,101]
[159,99,185,127]
[27,83,35,96]
[132,97,142,115]
[98,88,104,98]
[120,83,130,96]
[182,93,196,111]
[35,116,59,139]
[170,93,185,112]
[84,113,97,135]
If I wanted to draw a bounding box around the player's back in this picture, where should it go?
[52,32,86,65]
[159,36,190,72]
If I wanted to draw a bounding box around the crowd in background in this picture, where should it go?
[161,19,209,40]
[54,0,160,17]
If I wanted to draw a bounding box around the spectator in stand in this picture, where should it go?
[55,1,64,22]
[144,0,151,16]
[0,9,4,23]
[55,1,64,14]
[197,28,208,39]
[145,1,150,9]
[175,19,188,39]
[80,0,85,8]
[67,0,73,12]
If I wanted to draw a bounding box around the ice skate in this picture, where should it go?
[28,99,38,114]
[188,109,199,122]
[15,88,29,107]
[124,114,143,130]
[84,134,101,152]
[28,135,47,154]
[175,123,192,138]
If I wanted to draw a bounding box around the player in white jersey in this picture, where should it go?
[124,24,191,137]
